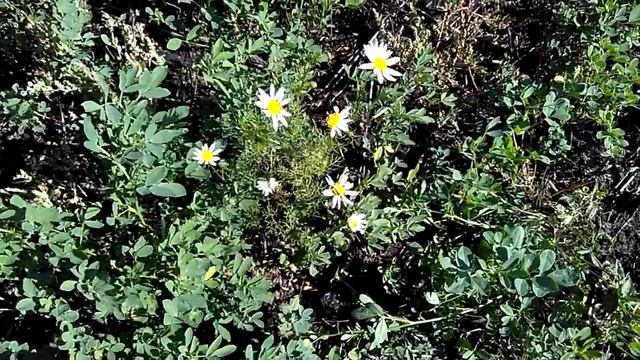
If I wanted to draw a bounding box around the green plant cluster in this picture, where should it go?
[1,0,640,359]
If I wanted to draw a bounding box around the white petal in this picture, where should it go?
[275,87,285,101]
[330,128,338,138]
[382,70,397,82]
[272,117,279,130]
[322,189,334,197]
[281,109,291,117]
[257,89,269,102]
[342,197,353,206]
[375,70,385,84]
[359,62,374,70]
[279,115,288,127]
[340,107,350,118]
[345,190,358,197]
[281,98,291,106]
[387,68,402,77]
[387,57,400,66]
[332,197,339,209]
[333,106,340,113]
[326,176,335,186]
[270,84,276,97]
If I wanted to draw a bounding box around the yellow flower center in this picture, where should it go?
[348,219,359,229]
[327,112,341,129]
[200,149,214,162]
[266,99,282,115]
[333,183,345,196]
[373,57,387,71]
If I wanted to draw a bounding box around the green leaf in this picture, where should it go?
[60,280,77,292]
[105,104,122,125]
[146,166,168,185]
[374,319,388,346]
[186,25,201,41]
[629,5,640,22]
[549,269,577,287]
[149,129,180,144]
[119,67,138,91]
[136,245,153,258]
[81,101,101,112]
[532,276,559,297]
[22,278,37,297]
[148,66,169,89]
[212,345,237,357]
[514,278,529,296]
[167,38,183,51]
[83,117,99,143]
[10,195,27,208]
[142,87,171,99]
[149,183,187,198]
[538,249,556,273]
[16,298,35,313]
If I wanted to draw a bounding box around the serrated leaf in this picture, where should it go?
[149,183,187,198]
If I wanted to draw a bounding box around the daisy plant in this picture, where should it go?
[326,106,351,138]
[359,39,402,83]
[322,172,358,209]
[256,84,291,131]
[193,143,223,166]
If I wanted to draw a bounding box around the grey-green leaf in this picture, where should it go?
[167,38,183,51]
[81,101,101,112]
[629,5,640,22]
[532,276,559,297]
[16,298,35,313]
[212,345,237,357]
[149,129,180,144]
[149,183,187,198]
[146,166,168,185]
[514,278,529,296]
[538,249,556,273]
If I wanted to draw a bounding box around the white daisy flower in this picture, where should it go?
[255,84,291,131]
[192,143,222,166]
[358,39,402,83]
[347,213,367,234]
[326,106,351,138]
[322,172,358,209]
[257,177,280,197]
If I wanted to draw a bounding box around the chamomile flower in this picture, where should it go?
[347,213,367,234]
[326,106,351,138]
[192,143,222,166]
[358,39,402,83]
[322,172,358,209]
[257,177,280,197]
[256,84,291,131]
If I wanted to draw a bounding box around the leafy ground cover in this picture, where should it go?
[1,0,640,359]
